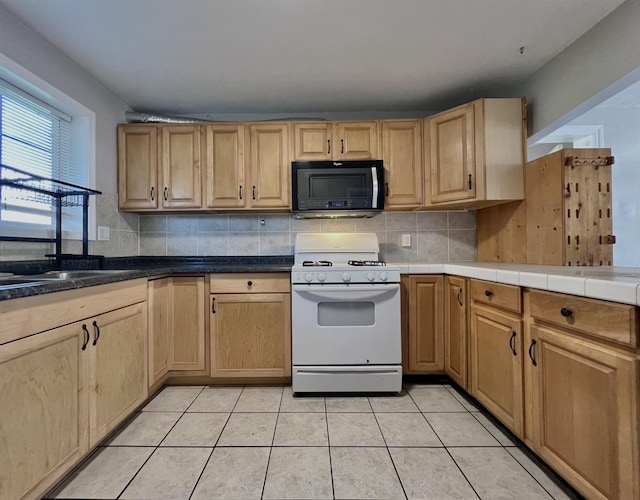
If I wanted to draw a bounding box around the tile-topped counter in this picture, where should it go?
[394,262,640,306]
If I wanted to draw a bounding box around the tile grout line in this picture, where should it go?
[187,385,243,500]
[405,385,482,500]
[260,385,284,500]
[323,393,336,500]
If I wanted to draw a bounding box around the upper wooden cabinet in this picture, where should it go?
[425,98,525,209]
[204,124,245,209]
[247,123,290,208]
[293,121,379,161]
[118,124,202,210]
[381,119,423,209]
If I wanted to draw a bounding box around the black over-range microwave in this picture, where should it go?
[291,160,385,218]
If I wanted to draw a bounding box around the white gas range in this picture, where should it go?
[291,233,402,394]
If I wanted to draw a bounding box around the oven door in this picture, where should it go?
[291,283,401,365]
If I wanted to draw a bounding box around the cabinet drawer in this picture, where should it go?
[528,289,638,348]
[210,273,290,293]
[470,279,521,313]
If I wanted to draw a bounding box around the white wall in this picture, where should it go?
[509,0,640,140]
[0,3,138,259]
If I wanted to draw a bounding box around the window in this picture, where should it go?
[0,78,87,237]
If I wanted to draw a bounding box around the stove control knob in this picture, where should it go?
[341,272,351,283]
[366,272,376,282]
[317,272,327,283]
[304,273,314,283]
[379,272,388,282]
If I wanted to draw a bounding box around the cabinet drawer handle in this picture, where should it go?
[163,186,168,202]
[560,307,573,318]
[81,324,90,350]
[239,185,243,200]
[457,289,463,307]
[327,139,331,155]
[528,339,538,366]
[247,280,253,287]
[92,320,100,346]
[340,138,344,154]
[484,290,493,297]
[150,186,155,201]
[509,331,517,356]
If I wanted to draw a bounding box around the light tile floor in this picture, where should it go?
[47,383,581,500]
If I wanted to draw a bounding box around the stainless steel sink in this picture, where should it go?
[35,270,131,279]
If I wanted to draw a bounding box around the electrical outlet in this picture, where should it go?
[97,226,110,241]
[401,234,411,247]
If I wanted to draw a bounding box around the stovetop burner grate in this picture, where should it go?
[302,260,333,267]
[347,260,387,266]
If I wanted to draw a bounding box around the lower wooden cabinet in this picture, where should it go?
[525,290,640,500]
[0,323,89,500]
[469,279,524,437]
[210,274,291,378]
[402,275,444,373]
[444,275,467,388]
[148,276,206,385]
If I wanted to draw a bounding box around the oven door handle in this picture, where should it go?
[293,284,398,300]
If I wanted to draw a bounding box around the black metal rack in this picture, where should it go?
[0,163,102,263]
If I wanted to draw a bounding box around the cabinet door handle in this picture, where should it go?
[163,186,168,202]
[92,320,100,346]
[484,290,493,297]
[385,182,389,197]
[211,297,216,314]
[457,289,463,307]
[468,174,473,190]
[150,186,155,201]
[528,339,538,366]
[509,331,517,356]
[560,307,573,318]
[252,186,256,200]
[340,138,344,154]
[327,139,331,155]
[239,185,243,200]
[81,324,90,351]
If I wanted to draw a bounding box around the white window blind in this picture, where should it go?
[0,78,85,233]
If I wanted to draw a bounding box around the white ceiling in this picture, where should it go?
[0,0,628,115]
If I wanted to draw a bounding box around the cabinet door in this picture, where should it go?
[406,275,444,373]
[0,324,89,500]
[172,276,206,372]
[204,125,246,208]
[293,122,333,161]
[89,303,147,446]
[210,293,291,377]
[334,121,379,160]
[148,277,171,385]
[247,124,290,208]
[445,276,467,388]
[118,125,158,210]
[381,120,423,208]
[469,303,523,436]
[427,104,476,203]
[527,325,639,500]
[161,125,202,208]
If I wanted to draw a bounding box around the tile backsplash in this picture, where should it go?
[138,210,476,262]
[0,191,476,263]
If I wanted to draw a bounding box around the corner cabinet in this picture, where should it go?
[381,119,423,209]
[444,275,467,389]
[210,274,291,378]
[469,279,523,437]
[118,124,202,211]
[524,289,640,500]
[402,275,444,373]
[425,98,525,209]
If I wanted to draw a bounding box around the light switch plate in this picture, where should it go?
[97,226,110,241]
[401,234,411,247]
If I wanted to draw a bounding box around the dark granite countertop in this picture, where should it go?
[0,256,293,302]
